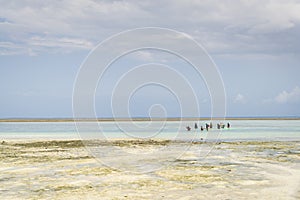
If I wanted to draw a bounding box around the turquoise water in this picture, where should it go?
[0,120,299,141]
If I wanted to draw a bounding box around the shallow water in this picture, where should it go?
[0,120,299,141]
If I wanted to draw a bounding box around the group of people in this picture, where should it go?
[186,122,230,131]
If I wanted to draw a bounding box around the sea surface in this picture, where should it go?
[0,120,300,141]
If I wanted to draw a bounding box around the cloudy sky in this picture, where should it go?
[1,0,300,118]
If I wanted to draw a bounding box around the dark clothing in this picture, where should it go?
[194,123,198,129]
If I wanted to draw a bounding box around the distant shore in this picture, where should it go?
[0,117,299,122]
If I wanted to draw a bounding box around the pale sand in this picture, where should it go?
[0,140,299,199]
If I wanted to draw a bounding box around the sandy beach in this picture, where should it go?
[0,139,299,200]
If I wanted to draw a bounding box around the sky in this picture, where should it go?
[0,0,300,118]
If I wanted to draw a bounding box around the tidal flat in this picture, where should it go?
[0,140,299,199]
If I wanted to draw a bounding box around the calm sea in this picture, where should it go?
[0,120,299,141]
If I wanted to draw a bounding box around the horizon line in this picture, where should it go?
[0,116,300,122]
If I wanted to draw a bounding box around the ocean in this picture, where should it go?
[0,120,299,141]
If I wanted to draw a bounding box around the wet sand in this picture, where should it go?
[0,140,299,199]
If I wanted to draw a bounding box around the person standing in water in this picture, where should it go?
[194,123,198,129]
[209,122,213,128]
[227,122,230,128]
[205,123,209,131]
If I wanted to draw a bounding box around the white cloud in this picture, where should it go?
[131,51,154,61]
[0,36,94,55]
[275,86,300,104]
[234,93,246,104]
[0,41,33,56]
[29,36,94,50]
[1,0,300,55]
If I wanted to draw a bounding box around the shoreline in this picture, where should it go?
[1,117,300,122]
[1,138,299,144]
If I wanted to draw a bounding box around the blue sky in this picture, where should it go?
[1,0,300,118]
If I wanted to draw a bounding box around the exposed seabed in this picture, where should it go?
[0,139,299,199]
